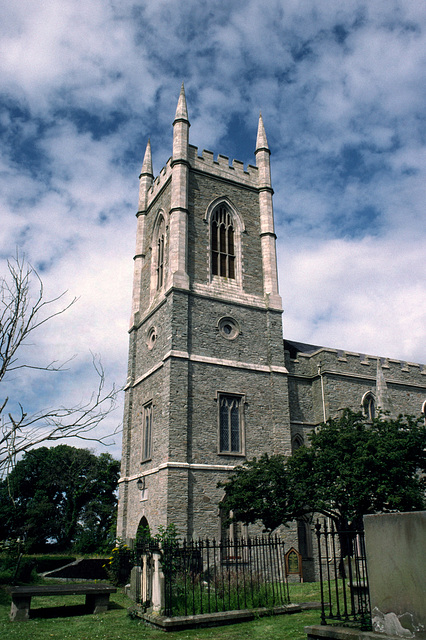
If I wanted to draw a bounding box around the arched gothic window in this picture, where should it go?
[422,400,426,425]
[219,395,241,452]
[292,434,304,452]
[363,392,375,422]
[156,217,165,290]
[141,402,152,461]
[211,205,235,279]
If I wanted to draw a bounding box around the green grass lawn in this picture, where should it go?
[0,582,323,640]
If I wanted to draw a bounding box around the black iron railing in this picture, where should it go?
[137,536,290,617]
[315,519,371,630]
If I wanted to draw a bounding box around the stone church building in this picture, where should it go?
[117,85,426,567]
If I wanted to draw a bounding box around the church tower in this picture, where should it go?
[117,86,291,541]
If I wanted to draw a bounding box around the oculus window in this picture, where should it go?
[147,326,157,350]
[218,316,240,340]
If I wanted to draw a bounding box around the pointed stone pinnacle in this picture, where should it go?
[174,82,189,122]
[140,138,153,176]
[256,112,269,151]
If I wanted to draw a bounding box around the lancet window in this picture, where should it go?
[211,206,235,279]
[142,402,152,462]
[363,393,376,422]
[219,394,243,453]
[156,217,165,290]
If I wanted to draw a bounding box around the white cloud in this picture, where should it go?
[279,236,426,364]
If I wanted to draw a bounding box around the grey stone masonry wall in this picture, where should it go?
[187,295,285,369]
[286,346,426,448]
[188,361,291,463]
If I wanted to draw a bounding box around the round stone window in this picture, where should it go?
[147,326,157,350]
[218,316,240,340]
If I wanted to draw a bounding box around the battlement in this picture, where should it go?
[188,144,258,187]
[285,343,426,385]
[146,157,173,207]
[145,145,259,208]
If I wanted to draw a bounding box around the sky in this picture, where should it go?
[1,0,425,461]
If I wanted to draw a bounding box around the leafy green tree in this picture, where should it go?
[289,410,426,531]
[218,453,293,532]
[0,444,120,552]
[219,411,426,533]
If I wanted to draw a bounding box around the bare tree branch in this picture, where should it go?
[0,254,120,479]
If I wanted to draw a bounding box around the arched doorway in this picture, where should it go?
[135,516,151,546]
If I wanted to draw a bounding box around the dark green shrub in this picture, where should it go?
[31,556,76,573]
[0,545,38,585]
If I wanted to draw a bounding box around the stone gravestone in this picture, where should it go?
[364,511,426,638]
[285,546,303,582]
[129,566,142,603]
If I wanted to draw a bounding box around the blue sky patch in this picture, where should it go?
[53,107,129,141]
[332,206,382,240]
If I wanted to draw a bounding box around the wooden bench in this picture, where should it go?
[7,583,117,621]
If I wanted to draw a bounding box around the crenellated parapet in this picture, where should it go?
[143,146,261,212]
[143,147,261,213]
[143,157,173,210]
[285,343,426,386]
[286,342,425,429]
[188,145,258,187]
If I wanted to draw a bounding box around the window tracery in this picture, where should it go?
[211,205,235,279]
[218,394,244,454]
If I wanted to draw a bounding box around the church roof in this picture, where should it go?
[284,339,323,358]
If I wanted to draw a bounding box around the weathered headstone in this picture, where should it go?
[285,546,303,582]
[364,511,426,638]
[129,566,142,602]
